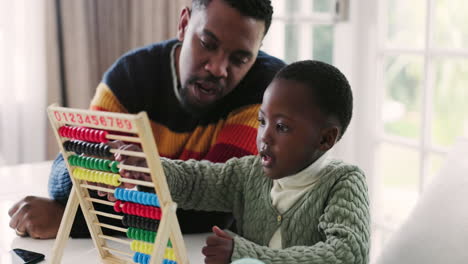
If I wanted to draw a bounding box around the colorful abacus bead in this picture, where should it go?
[122,215,160,232]
[131,242,177,261]
[133,252,150,264]
[114,188,160,207]
[59,126,108,143]
[131,240,154,255]
[72,167,121,186]
[63,140,112,157]
[68,155,117,173]
[117,201,162,220]
[127,227,157,244]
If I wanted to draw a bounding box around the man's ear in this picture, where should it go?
[177,7,191,41]
[319,126,339,152]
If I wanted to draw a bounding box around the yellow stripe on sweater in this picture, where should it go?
[90,83,128,113]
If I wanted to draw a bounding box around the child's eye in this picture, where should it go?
[276,123,289,133]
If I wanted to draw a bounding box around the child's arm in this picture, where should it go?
[160,156,255,212]
[230,171,370,264]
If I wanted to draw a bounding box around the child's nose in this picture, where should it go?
[260,129,273,146]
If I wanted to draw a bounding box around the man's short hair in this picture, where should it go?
[192,0,273,35]
[275,60,353,140]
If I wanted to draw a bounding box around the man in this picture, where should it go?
[9,0,284,239]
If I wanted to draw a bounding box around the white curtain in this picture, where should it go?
[0,0,190,165]
[0,0,47,165]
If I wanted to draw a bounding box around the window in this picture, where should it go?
[0,0,47,165]
[262,0,338,64]
[372,0,468,258]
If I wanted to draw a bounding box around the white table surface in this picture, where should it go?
[0,161,208,264]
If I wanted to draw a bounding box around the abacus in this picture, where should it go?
[47,105,188,264]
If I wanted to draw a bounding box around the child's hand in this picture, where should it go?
[113,142,151,187]
[202,226,234,264]
[89,140,150,201]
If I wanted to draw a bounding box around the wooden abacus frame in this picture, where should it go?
[47,104,188,264]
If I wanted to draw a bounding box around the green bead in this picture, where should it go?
[68,155,75,166]
[110,161,119,173]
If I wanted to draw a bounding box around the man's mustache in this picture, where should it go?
[187,75,224,90]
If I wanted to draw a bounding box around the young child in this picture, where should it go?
[119,60,370,264]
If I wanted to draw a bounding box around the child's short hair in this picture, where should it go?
[274,60,353,140]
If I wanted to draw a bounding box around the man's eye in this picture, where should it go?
[200,40,216,50]
[232,56,248,66]
[276,123,289,133]
[258,117,265,126]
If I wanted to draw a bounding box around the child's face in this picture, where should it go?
[256,78,330,180]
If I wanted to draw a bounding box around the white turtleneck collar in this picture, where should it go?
[271,152,330,212]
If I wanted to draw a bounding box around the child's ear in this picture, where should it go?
[319,126,339,151]
[177,7,191,41]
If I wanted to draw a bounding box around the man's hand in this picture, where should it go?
[202,226,234,264]
[8,196,65,239]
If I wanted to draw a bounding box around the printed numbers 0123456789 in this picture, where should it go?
[53,111,132,130]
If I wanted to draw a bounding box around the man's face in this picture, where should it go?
[176,0,265,114]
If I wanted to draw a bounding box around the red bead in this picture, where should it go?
[65,127,72,138]
[92,130,100,142]
[99,130,108,143]
[71,127,79,139]
[114,200,122,213]
[58,127,65,137]
[77,127,85,141]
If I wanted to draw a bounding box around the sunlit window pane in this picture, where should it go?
[286,0,300,13]
[434,0,468,49]
[285,23,299,63]
[385,0,426,49]
[383,56,423,140]
[377,143,420,229]
[432,59,468,147]
[313,25,333,64]
[313,0,333,13]
[262,21,285,60]
[424,153,446,189]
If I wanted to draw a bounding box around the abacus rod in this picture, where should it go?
[102,246,134,258]
[81,184,115,194]
[106,134,141,143]
[118,163,151,173]
[95,222,128,233]
[110,149,146,158]
[86,197,115,206]
[89,209,123,220]
[99,234,131,245]
[120,178,154,188]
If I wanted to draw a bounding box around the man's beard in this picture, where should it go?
[178,75,224,117]
[178,83,216,118]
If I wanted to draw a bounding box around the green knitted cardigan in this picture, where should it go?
[161,155,370,264]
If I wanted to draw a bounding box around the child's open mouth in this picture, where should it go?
[260,151,274,168]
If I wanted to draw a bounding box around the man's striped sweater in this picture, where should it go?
[48,39,285,235]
